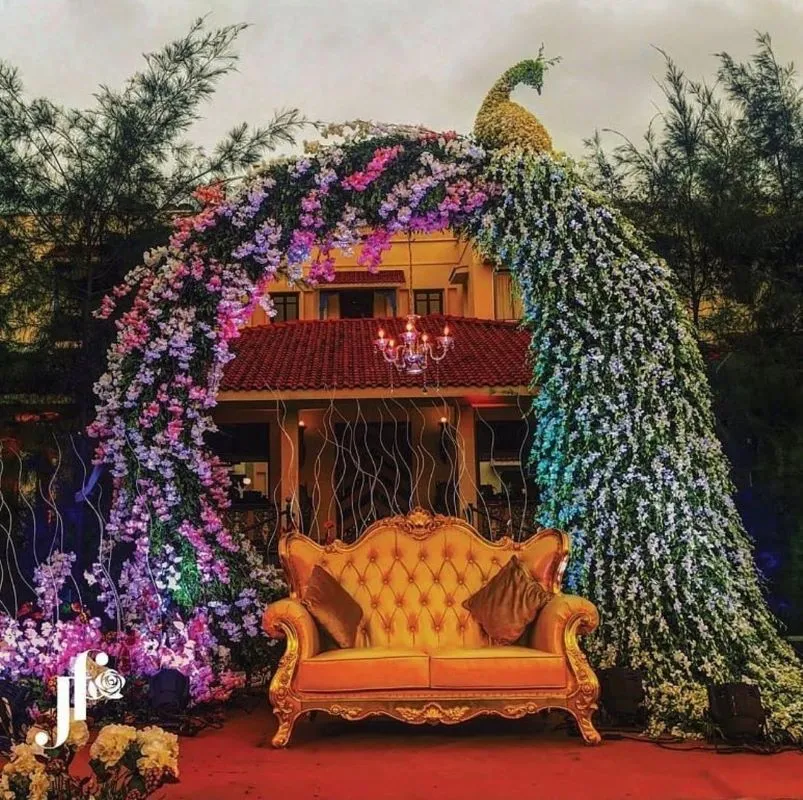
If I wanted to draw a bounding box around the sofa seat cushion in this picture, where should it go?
[298,647,429,692]
[430,647,567,690]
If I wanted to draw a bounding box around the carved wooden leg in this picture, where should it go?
[567,696,602,745]
[271,708,300,748]
[564,620,602,745]
[268,631,302,748]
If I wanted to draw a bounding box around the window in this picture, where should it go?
[414,289,444,316]
[477,419,538,501]
[208,423,270,502]
[475,418,540,539]
[375,289,397,317]
[339,290,375,319]
[271,293,299,322]
[494,271,523,320]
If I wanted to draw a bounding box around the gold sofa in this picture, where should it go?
[263,508,601,747]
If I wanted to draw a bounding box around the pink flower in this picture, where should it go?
[358,228,393,271]
[308,257,336,284]
[342,145,404,192]
[97,294,116,319]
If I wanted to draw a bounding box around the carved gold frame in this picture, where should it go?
[279,508,571,596]
[265,508,601,747]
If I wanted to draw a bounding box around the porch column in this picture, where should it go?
[269,417,282,502]
[279,406,300,521]
[302,289,316,321]
[456,404,478,520]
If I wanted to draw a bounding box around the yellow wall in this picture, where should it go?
[248,230,514,326]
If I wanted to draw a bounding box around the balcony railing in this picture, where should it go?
[468,499,538,542]
[222,498,313,564]
[223,502,281,562]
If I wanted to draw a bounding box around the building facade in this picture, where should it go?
[214,231,537,554]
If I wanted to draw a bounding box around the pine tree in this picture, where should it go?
[0,18,304,421]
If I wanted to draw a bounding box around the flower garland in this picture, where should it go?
[88,128,488,613]
[3,118,800,742]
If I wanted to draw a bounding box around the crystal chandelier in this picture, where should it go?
[374,314,454,376]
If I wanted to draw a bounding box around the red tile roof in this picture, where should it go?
[326,269,406,285]
[221,315,532,392]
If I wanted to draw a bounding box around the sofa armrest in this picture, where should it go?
[263,598,321,660]
[531,593,599,655]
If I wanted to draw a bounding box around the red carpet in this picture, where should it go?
[159,705,803,800]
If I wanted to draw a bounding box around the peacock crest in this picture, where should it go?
[474,52,559,153]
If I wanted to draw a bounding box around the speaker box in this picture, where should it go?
[598,667,645,725]
[148,668,190,713]
[707,682,766,741]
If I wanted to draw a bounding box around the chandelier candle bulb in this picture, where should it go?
[374,314,455,377]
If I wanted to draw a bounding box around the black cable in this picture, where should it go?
[599,726,803,755]
[553,712,803,755]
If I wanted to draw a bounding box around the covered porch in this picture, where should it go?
[214,314,537,557]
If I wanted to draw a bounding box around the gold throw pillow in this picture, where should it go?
[463,556,551,645]
[302,565,363,649]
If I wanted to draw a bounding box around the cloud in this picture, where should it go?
[0,0,801,156]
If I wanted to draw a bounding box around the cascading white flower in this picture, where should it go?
[471,148,803,742]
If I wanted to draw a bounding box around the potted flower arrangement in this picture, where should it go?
[0,719,179,799]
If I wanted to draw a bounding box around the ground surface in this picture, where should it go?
[156,704,803,800]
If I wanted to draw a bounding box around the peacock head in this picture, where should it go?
[507,51,560,94]
[510,59,546,92]
[475,49,559,152]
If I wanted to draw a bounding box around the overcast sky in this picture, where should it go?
[1,0,802,158]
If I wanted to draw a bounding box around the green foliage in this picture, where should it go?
[0,17,305,420]
[584,33,803,633]
[718,33,803,213]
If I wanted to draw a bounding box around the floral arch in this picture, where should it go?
[85,108,803,740]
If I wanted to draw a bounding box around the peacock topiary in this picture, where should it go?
[473,52,559,153]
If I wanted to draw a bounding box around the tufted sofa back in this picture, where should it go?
[280,509,568,653]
